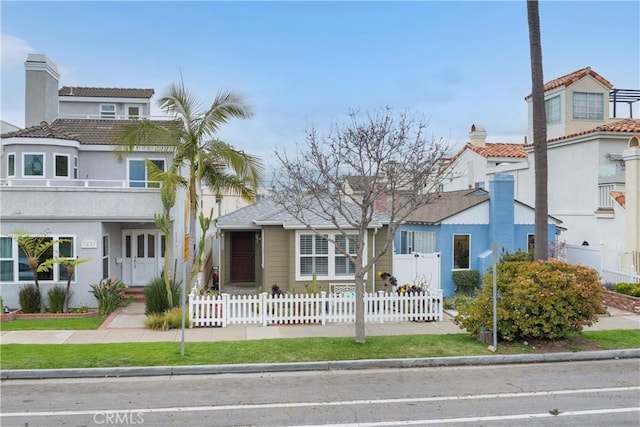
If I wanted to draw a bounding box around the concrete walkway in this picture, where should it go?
[1,303,638,345]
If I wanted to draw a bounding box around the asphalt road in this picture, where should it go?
[1,359,639,426]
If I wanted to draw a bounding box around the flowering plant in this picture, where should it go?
[90,278,127,314]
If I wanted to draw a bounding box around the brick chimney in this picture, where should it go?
[25,54,59,127]
[469,124,487,147]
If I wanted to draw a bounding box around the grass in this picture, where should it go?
[0,315,108,331]
[1,330,638,370]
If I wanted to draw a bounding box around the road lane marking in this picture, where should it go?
[2,385,639,417]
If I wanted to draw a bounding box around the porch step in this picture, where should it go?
[124,287,146,303]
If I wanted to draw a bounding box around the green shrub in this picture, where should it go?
[144,307,188,330]
[612,283,640,297]
[47,285,66,313]
[18,284,41,313]
[90,278,127,314]
[457,260,604,342]
[444,293,475,311]
[500,249,534,262]
[452,270,481,295]
[144,276,181,315]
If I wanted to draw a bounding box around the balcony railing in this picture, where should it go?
[0,178,161,189]
[598,183,624,209]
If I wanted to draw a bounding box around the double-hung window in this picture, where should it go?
[7,153,15,177]
[572,92,604,120]
[296,231,362,280]
[0,237,13,281]
[1,235,77,283]
[545,95,561,124]
[453,234,470,269]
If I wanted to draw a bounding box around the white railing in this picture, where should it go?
[601,266,640,285]
[189,290,444,328]
[0,178,161,189]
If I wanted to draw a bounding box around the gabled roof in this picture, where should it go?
[217,197,389,230]
[404,188,489,224]
[0,118,179,145]
[446,142,527,167]
[547,118,640,144]
[525,67,613,99]
[344,175,377,192]
[0,121,78,141]
[59,86,155,99]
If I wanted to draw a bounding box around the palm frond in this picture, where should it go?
[200,89,254,136]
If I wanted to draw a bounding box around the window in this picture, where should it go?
[128,159,165,188]
[453,234,470,269]
[73,156,78,179]
[0,237,13,281]
[7,153,15,177]
[23,153,44,176]
[545,95,561,124]
[527,234,535,252]
[399,230,436,254]
[55,154,70,178]
[0,235,77,283]
[296,231,364,280]
[572,92,604,120]
[100,104,116,119]
[474,181,485,190]
[127,106,140,119]
[102,235,109,279]
[335,234,356,275]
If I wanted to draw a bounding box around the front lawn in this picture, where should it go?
[0,315,108,331]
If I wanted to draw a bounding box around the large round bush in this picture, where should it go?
[457,260,604,341]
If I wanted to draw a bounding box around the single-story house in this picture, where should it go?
[396,173,563,297]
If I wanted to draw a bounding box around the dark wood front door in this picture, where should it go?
[230,232,255,282]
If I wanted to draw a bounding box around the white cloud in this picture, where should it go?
[1,34,34,69]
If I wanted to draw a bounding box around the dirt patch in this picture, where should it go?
[503,337,603,354]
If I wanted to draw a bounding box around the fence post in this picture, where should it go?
[222,293,229,327]
[188,290,195,328]
[261,293,268,327]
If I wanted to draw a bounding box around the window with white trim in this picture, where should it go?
[23,153,44,176]
[400,230,436,254]
[545,95,561,124]
[100,104,116,119]
[453,234,470,269]
[128,159,165,188]
[7,153,15,177]
[0,237,13,281]
[102,235,109,279]
[2,235,77,283]
[55,154,70,178]
[572,92,604,120]
[296,231,363,280]
[127,106,140,119]
[73,156,78,179]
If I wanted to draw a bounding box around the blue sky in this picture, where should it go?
[2,1,639,174]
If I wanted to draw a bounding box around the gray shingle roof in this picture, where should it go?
[1,118,179,145]
[217,197,389,230]
[58,87,154,99]
[404,188,489,224]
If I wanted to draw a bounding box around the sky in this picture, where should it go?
[1,1,639,178]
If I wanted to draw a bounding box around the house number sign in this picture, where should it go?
[81,238,98,249]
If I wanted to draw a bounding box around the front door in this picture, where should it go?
[122,230,164,286]
[230,232,255,282]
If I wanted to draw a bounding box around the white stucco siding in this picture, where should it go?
[441,202,489,225]
[442,150,487,192]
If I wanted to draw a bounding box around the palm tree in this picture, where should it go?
[115,81,264,289]
[527,0,549,261]
[14,231,59,313]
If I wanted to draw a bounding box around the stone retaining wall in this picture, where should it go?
[602,289,640,314]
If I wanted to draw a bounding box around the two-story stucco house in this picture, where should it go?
[0,54,187,310]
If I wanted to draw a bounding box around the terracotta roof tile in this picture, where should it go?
[525,67,613,99]
[548,118,640,144]
[59,87,154,99]
[467,143,528,159]
[611,191,625,209]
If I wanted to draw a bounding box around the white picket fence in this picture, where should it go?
[189,290,444,327]
[601,266,640,285]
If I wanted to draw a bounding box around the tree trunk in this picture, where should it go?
[354,270,366,344]
[527,0,549,261]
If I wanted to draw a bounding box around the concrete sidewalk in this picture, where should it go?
[1,303,638,345]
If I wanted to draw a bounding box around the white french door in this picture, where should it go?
[122,230,165,286]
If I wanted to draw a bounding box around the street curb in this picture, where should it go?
[2,349,638,380]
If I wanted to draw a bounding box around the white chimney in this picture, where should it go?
[25,54,59,127]
[469,124,487,147]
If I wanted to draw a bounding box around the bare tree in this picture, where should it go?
[274,109,450,343]
[527,0,549,260]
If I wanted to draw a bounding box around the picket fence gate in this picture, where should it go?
[189,290,444,327]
